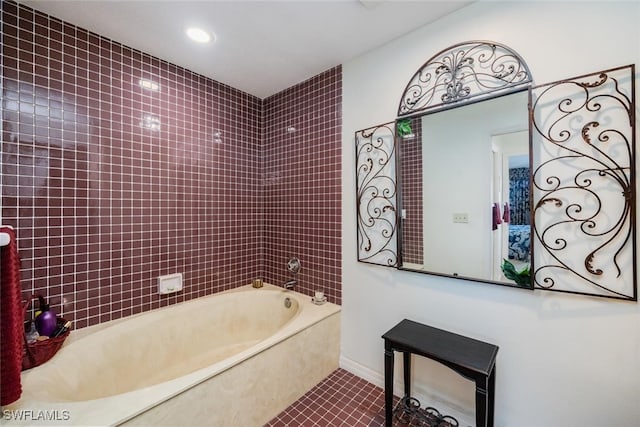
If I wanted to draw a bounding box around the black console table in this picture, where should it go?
[382,319,499,427]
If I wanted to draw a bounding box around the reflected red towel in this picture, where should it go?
[492,203,502,230]
[503,202,510,223]
[1,227,23,405]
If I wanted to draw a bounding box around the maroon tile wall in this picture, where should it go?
[262,67,342,304]
[1,1,342,329]
[399,117,423,265]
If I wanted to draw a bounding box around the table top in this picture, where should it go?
[382,319,498,376]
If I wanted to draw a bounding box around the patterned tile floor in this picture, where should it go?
[266,368,458,427]
[265,368,389,427]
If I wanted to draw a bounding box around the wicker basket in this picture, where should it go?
[22,300,71,371]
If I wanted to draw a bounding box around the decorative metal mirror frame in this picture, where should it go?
[529,64,636,301]
[355,122,398,266]
[397,40,533,119]
[355,39,637,302]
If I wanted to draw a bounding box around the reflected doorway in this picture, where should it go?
[491,130,530,284]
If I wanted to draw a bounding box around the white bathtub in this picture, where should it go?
[4,284,341,426]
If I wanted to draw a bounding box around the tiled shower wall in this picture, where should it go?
[399,117,423,265]
[1,1,342,329]
[263,67,342,302]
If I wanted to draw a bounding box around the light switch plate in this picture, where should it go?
[452,213,469,223]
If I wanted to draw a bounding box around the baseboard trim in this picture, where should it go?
[339,355,475,426]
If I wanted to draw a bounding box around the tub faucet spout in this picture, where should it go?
[283,257,301,290]
[283,279,297,290]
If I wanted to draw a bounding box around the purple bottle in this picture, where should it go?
[35,295,57,337]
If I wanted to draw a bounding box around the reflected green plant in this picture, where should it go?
[501,259,531,287]
[396,119,412,137]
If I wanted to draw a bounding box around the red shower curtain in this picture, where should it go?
[1,226,23,405]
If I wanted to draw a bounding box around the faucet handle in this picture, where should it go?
[287,257,301,274]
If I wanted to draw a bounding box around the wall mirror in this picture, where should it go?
[395,41,534,288]
[397,90,532,288]
[355,40,636,300]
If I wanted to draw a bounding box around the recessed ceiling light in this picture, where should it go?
[185,27,212,43]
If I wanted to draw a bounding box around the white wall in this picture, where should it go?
[341,2,640,426]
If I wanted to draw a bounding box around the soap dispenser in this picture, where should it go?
[35,295,57,337]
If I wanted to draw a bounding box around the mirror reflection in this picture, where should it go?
[397,90,532,287]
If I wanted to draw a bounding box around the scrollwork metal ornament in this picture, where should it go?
[531,65,636,300]
[355,123,398,267]
[397,40,532,117]
[394,396,459,427]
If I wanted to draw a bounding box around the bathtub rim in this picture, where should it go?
[61,283,312,345]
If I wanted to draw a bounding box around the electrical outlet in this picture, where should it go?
[452,213,469,223]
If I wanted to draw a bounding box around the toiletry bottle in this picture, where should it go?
[25,321,39,344]
[35,295,57,337]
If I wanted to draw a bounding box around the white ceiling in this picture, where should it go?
[19,0,473,99]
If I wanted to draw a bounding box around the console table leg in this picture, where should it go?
[403,352,411,398]
[384,348,394,427]
[475,379,488,427]
[488,366,496,426]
